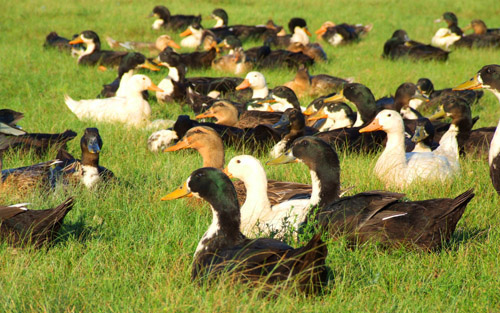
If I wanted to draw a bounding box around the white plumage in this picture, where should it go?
[64,74,162,127]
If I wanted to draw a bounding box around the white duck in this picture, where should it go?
[235,72,269,109]
[225,155,310,238]
[360,109,456,188]
[64,74,162,127]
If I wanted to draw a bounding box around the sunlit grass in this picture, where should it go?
[0,0,499,311]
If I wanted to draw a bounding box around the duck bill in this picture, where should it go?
[324,91,346,103]
[147,82,164,92]
[359,118,382,133]
[163,138,192,152]
[307,108,327,121]
[304,27,312,36]
[139,60,160,71]
[412,89,429,102]
[222,167,233,178]
[180,28,193,37]
[272,117,290,130]
[315,26,327,35]
[452,74,483,90]
[87,140,101,154]
[427,105,446,121]
[69,37,84,45]
[195,112,216,119]
[303,105,315,116]
[167,39,181,50]
[161,181,192,200]
[462,24,472,32]
[235,79,251,90]
[266,151,297,165]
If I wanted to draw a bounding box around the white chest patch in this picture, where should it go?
[194,206,220,257]
[152,19,164,30]
[328,33,344,46]
[82,165,100,189]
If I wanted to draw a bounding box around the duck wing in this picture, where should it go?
[0,198,74,247]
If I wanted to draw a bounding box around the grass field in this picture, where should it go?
[1,0,500,311]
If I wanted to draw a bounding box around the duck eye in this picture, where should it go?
[302,141,308,146]
[388,113,392,117]
[236,160,241,164]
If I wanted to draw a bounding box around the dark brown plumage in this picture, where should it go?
[0,198,74,248]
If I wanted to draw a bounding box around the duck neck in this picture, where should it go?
[214,17,225,28]
[380,124,407,163]
[116,70,134,96]
[488,89,500,165]
[239,170,272,234]
[81,150,99,168]
[194,204,243,258]
[168,66,180,82]
[78,42,97,61]
[252,86,268,99]
[306,157,340,208]
[198,144,225,169]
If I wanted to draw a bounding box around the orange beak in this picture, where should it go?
[147,82,164,92]
[308,113,327,121]
[139,60,160,71]
[180,28,193,37]
[304,27,312,36]
[195,111,216,119]
[359,118,382,133]
[303,106,315,116]
[315,26,327,36]
[222,167,233,178]
[266,106,275,112]
[69,37,84,45]
[167,39,181,50]
[235,79,251,90]
[163,138,192,152]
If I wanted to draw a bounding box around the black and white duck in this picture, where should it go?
[161,167,327,291]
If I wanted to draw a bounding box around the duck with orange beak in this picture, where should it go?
[64,74,163,127]
[454,64,500,195]
[315,21,373,46]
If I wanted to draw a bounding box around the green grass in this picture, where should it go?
[1,0,500,311]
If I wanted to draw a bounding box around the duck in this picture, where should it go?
[105,34,181,55]
[0,198,74,248]
[179,22,206,49]
[99,52,160,99]
[463,19,500,35]
[1,109,25,136]
[156,52,243,104]
[453,64,500,194]
[161,167,327,291]
[69,31,130,68]
[267,86,303,112]
[211,47,254,75]
[283,65,352,98]
[315,21,372,46]
[267,136,475,250]
[163,126,310,205]
[44,32,84,57]
[307,102,355,132]
[359,109,457,188]
[286,42,327,62]
[54,128,114,189]
[269,108,316,158]
[265,18,311,48]
[0,110,76,155]
[208,8,274,41]
[235,71,269,107]
[225,155,311,237]
[314,83,386,153]
[410,118,438,152]
[432,27,500,49]
[160,45,217,70]
[383,29,449,61]
[0,150,59,194]
[434,12,463,36]
[194,100,281,128]
[149,5,201,31]
[64,74,163,127]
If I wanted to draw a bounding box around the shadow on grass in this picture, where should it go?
[53,214,105,246]
[442,227,490,251]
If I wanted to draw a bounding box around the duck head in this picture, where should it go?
[70,30,101,53]
[195,101,239,126]
[453,65,500,101]
[210,8,228,28]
